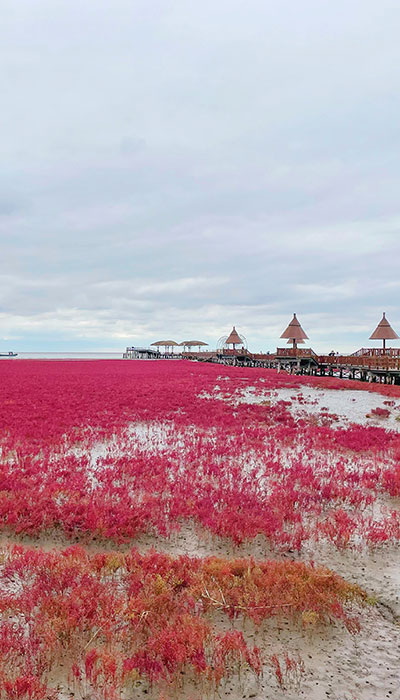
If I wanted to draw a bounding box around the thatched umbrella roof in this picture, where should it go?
[280,313,309,341]
[369,313,399,340]
[225,327,243,345]
[369,312,399,349]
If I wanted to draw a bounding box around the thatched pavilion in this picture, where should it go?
[179,340,209,352]
[369,312,399,350]
[218,327,247,351]
[280,313,309,350]
[150,340,179,354]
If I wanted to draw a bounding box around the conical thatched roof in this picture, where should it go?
[280,314,309,341]
[225,327,243,345]
[369,313,399,340]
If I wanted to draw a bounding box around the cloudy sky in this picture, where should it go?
[1,0,399,353]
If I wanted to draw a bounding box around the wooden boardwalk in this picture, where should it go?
[124,346,400,384]
[183,347,400,385]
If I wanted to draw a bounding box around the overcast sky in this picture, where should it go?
[1,0,399,353]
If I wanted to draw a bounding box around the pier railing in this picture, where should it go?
[351,348,400,358]
[124,345,400,375]
[182,351,217,360]
[318,354,400,370]
[275,347,318,358]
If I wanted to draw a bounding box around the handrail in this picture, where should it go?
[275,347,316,358]
[318,355,400,370]
[351,347,400,358]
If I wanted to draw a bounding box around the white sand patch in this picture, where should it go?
[238,386,400,432]
[70,421,179,463]
[252,608,400,700]
[65,420,199,489]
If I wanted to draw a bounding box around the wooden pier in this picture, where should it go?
[126,314,400,384]
[181,347,400,385]
[245,348,400,384]
[123,344,400,383]
[124,346,162,359]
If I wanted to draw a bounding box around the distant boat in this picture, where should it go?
[0,352,18,357]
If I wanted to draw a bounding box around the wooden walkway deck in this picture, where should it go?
[190,347,400,385]
[124,346,400,384]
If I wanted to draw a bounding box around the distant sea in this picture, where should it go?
[0,352,123,360]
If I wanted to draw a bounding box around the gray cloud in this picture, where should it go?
[0,0,399,353]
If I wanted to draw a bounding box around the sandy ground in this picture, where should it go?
[2,520,400,700]
[47,606,400,700]
[3,382,400,699]
[238,384,400,432]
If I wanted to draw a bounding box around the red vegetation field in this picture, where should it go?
[1,360,400,549]
[0,360,399,698]
[0,545,365,699]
